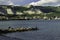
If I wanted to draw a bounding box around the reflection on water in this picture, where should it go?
[0,20,60,40]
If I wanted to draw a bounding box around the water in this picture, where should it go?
[0,20,60,40]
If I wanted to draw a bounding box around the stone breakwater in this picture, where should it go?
[0,27,38,34]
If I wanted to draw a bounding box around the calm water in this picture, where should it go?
[0,20,60,40]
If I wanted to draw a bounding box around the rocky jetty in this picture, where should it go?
[0,27,38,34]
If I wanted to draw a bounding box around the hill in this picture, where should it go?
[0,5,60,20]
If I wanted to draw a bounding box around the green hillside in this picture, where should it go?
[0,5,60,20]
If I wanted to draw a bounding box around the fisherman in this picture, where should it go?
[8,26,11,29]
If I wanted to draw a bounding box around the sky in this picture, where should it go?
[0,0,60,6]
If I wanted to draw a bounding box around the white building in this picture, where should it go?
[16,12,23,15]
[23,10,35,14]
[23,10,42,14]
[6,8,13,14]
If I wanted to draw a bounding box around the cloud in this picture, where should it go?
[0,0,60,6]
[9,0,39,6]
[0,0,8,5]
[29,0,60,6]
[8,1,14,5]
[0,0,39,6]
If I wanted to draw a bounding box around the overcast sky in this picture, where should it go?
[0,0,60,6]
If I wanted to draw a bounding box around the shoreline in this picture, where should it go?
[0,19,59,21]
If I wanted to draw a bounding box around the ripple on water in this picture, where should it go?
[0,35,23,40]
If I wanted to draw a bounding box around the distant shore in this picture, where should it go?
[0,15,60,20]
